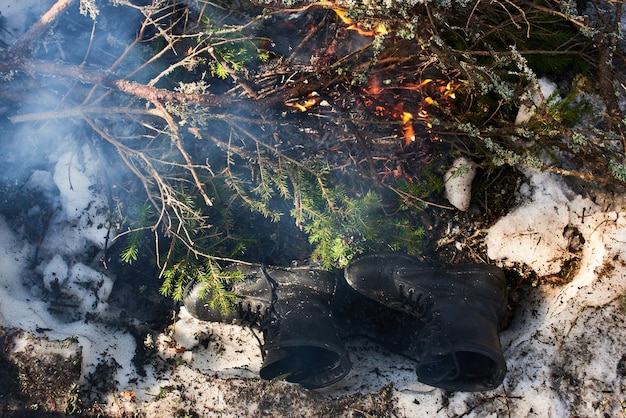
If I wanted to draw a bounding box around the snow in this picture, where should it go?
[444,156,476,211]
[4,127,626,415]
[0,216,41,329]
[2,2,626,417]
[42,253,69,290]
[515,77,559,125]
[52,149,109,250]
[486,168,582,276]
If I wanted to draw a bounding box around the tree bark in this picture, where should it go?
[1,59,234,108]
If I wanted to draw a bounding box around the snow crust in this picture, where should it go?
[2,3,626,416]
[486,168,581,276]
[5,138,625,416]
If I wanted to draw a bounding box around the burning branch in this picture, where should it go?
[314,1,388,36]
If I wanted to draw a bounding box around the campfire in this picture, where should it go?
[0,0,474,282]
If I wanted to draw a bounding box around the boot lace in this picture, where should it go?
[243,267,280,360]
[396,282,458,380]
[397,283,430,315]
[235,300,272,329]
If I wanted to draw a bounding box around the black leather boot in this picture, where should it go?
[183,262,350,389]
[343,252,507,392]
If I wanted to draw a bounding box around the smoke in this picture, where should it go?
[0,0,172,391]
[0,0,431,320]
[0,1,55,44]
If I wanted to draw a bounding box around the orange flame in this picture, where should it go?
[285,94,322,112]
[332,8,352,25]
[400,111,415,147]
[314,2,387,37]
[346,23,388,37]
[346,24,387,37]
[399,79,433,91]
[360,75,458,147]
[440,81,456,99]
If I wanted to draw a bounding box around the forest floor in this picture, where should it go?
[1,1,626,417]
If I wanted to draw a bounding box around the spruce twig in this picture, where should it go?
[0,59,233,108]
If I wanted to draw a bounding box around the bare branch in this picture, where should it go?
[151,100,214,207]
[7,59,234,108]
[9,0,77,56]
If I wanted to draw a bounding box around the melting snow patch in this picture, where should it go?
[486,168,591,276]
[42,253,69,290]
[444,156,476,211]
[484,167,626,417]
[52,148,109,250]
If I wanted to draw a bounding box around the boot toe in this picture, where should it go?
[344,252,418,303]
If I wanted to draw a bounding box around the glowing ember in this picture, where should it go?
[359,74,457,147]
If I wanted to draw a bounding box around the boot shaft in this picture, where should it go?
[183,262,350,389]
[258,266,350,389]
[343,252,508,392]
[409,303,507,391]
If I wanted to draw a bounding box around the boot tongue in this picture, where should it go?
[393,266,410,277]
[392,265,438,278]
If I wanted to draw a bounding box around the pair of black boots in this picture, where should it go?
[183,252,507,391]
